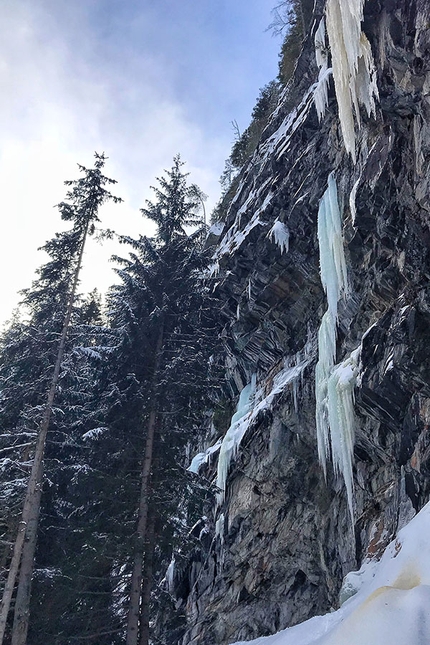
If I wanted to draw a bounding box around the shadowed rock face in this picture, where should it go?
[162,1,430,643]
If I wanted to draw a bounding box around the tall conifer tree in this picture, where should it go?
[102,156,216,645]
[0,153,121,645]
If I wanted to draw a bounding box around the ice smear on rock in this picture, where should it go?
[216,345,312,505]
[326,0,379,162]
[216,376,257,503]
[232,501,430,645]
[187,439,222,474]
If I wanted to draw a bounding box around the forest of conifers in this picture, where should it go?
[0,3,315,641]
[0,153,222,645]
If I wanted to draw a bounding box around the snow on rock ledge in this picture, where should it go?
[233,500,430,645]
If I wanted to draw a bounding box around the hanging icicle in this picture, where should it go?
[315,173,358,520]
[325,0,379,162]
[313,18,332,121]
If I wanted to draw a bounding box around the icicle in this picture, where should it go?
[327,347,360,521]
[315,310,337,474]
[315,174,358,519]
[315,17,328,70]
[166,557,175,593]
[267,220,289,254]
[349,178,360,225]
[317,173,348,317]
[326,0,379,162]
[216,344,312,506]
[314,67,333,121]
[314,18,332,121]
[215,513,225,540]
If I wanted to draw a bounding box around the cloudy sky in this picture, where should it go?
[0,0,281,325]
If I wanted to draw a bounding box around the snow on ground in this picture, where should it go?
[233,500,430,645]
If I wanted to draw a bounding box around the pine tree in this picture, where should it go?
[0,153,121,645]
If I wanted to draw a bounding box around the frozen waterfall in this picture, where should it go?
[315,174,358,520]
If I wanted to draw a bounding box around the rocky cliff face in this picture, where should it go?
[168,1,430,643]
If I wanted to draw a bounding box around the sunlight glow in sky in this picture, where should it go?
[0,0,281,324]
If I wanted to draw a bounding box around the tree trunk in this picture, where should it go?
[0,226,88,645]
[138,508,156,645]
[125,324,164,645]
[10,478,42,645]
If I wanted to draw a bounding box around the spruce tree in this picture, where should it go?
[101,156,218,645]
[0,153,121,645]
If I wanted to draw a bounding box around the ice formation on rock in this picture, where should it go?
[315,311,337,471]
[267,220,289,254]
[314,68,333,122]
[216,376,257,503]
[216,344,312,505]
[166,558,175,594]
[313,18,332,121]
[316,174,359,518]
[326,0,379,162]
[187,439,222,474]
[317,173,348,318]
[327,347,360,519]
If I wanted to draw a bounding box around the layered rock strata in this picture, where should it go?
[170,1,430,643]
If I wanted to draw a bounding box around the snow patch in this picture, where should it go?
[212,77,323,270]
[208,221,224,237]
[204,261,220,279]
[75,346,102,360]
[216,210,267,259]
[232,501,430,645]
[82,427,108,441]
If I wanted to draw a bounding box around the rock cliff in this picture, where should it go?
[167,0,430,643]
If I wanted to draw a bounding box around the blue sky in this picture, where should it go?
[0,0,281,323]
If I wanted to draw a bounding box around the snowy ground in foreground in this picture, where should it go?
[233,501,430,645]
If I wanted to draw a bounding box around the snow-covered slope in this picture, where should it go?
[234,501,430,645]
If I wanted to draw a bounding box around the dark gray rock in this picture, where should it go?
[162,1,430,643]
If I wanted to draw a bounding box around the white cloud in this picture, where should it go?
[0,0,279,324]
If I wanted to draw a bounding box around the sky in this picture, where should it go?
[0,0,281,325]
